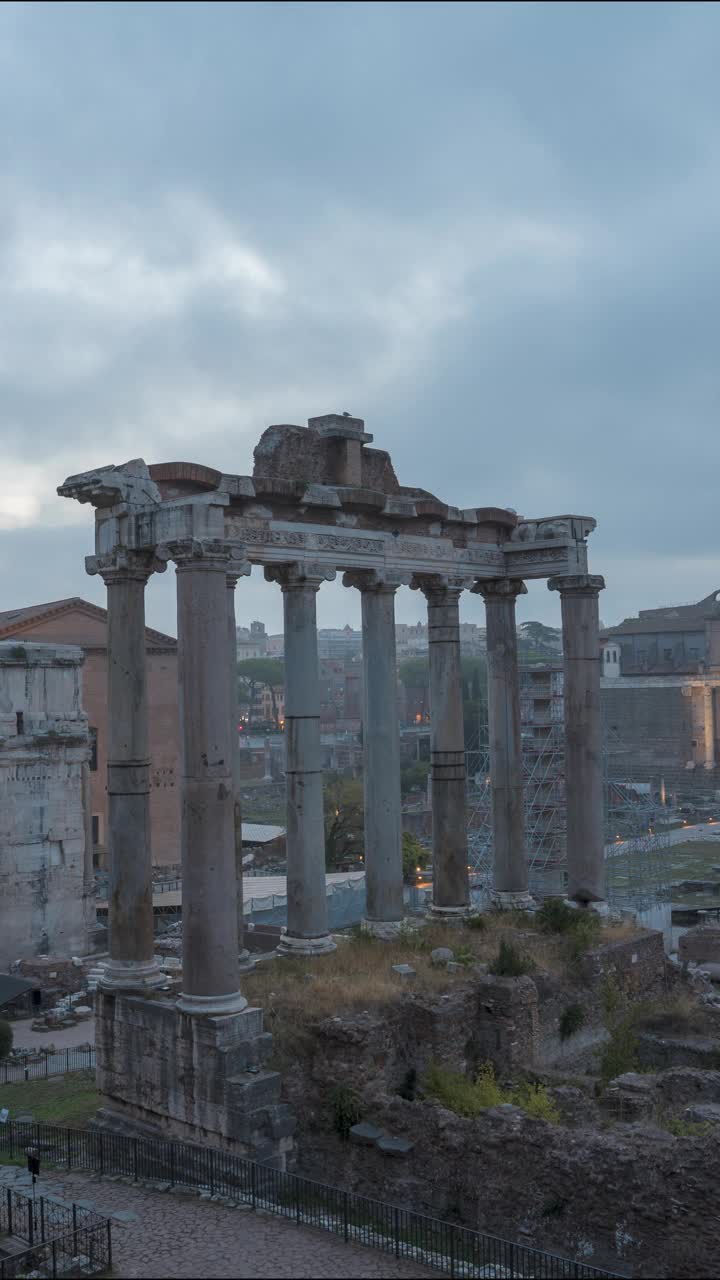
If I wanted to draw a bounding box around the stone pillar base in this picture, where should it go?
[100,957,168,993]
[428,904,471,925]
[491,891,536,911]
[277,932,337,957]
[176,990,248,1016]
[95,990,295,1169]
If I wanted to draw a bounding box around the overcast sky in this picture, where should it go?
[2,0,720,638]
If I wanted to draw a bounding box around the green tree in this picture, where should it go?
[402,831,430,881]
[324,774,364,867]
[401,761,430,794]
[398,657,430,722]
[237,658,285,728]
[0,1019,13,1059]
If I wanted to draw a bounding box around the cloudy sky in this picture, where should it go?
[2,0,720,638]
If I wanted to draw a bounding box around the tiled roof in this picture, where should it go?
[0,597,177,649]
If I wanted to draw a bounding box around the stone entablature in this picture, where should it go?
[58,415,595,584]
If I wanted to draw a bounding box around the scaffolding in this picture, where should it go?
[466,669,672,909]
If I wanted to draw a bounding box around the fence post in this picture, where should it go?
[98,1130,105,1177]
[107,1218,113,1270]
[51,1240,57,1280]
[170,1143,176,1188]
[66,1047,70,1074]
[295,1175,301,1224]
[7,1188,12,1237]
[73,1202,78,1256]
[27,1198,33,1246]
[449,1226,455,1280]
[133,1137,139,1182]
[24,1064,28,1082]
[251,1162,257,1211]
[8,1122,13,1161]
[40,1195,45,1242]
[343,1191,349,1243]
[394,1207,400,1259]
[209,1149,215,1196]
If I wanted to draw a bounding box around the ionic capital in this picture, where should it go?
[166,539,249,573]
[548,574,605,597]
[342,569,410,594]
[410,573,472,603]
[471,578,527,602]
[226,562,253,590]
[85,548,166,585]
[264,561,336,593]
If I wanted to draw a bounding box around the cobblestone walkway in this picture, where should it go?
[0,1167,437,1278]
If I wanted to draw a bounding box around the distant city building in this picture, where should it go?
[601,590,720,786]
[236,620,269,660]
[317,625,362,661]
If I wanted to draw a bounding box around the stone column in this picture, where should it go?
[343,570,404,932]
[473,579,533,908]
[172,540,248,1014]
[227,566,253,968]
[549,574,607,909]
[703,686,716,770]
[92,551,164,990]
[266,562,336,955]
[415,575,469,916]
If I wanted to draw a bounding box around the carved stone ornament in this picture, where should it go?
[166,539,250,569]
[342,569,411,592]
[471,578,527,600]
[85,549,167,582]
[547,574,605,596]
[264,561,337,590]
[58,459,161,509]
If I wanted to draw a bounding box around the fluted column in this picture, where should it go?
[227,566,253,968]
[415,575,469,915]
[265,562,336,955]
[549,573,607,909]
[89,550,164,990]
[473,578,533,908]
[172,540,248,1014]
[343,570,404,931]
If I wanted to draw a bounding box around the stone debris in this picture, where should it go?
[391,964,416,980]
[430,948,454,966]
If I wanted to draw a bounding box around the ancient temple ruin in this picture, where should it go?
[58,413,606,1157]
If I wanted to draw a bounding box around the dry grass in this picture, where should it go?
[242,914,648,1060]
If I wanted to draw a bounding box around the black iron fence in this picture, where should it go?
[0,1184,111,1279]
[0,1120,623,1279]
[1,1048,95,1085]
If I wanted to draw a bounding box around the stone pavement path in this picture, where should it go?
[1,1167,436,1279]
[11,1016,96,1051]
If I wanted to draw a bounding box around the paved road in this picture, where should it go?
[0,1167,436,1279]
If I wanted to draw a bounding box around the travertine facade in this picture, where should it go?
[0,641,94,968]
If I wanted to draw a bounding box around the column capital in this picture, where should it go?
[410,572,472,602]
[85,548,167,585]
[342,568,410,593]
[471,578,527,602]
[548,573,605,597]
[265,561,336,592]
[226,562,252,589]
[166,538,249,573]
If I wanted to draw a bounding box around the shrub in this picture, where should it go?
[466,914,487,931]
[559,1003,586,1042]
[0,1019,12,1059]
[537,898,581,934]
[598,1014,640,1085]
[514,1081,561,1124]
[489,939,536,977]
[454,945,475,966]
[331,1084,363,1139]
[424,1061,559,1123]
[660,1112,712,1139]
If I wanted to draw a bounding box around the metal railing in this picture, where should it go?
[0,1184,111,1279]
[0,1120,623,1279]
[1,1048,95,1085]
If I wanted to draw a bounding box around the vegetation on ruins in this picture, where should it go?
[0,1072,98,1128]
[424,1061,560,1124]
[0,1019,12,1059]
[559,1003,586,1042]
[489,939,536,977]
[330,1084,363,1139]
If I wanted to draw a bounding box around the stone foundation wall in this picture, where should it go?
[95,991,295,1167]
[293,1092,718,1279]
